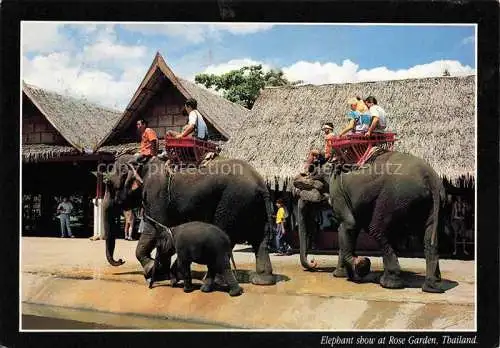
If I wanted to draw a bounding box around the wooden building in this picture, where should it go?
[22,82,121,236]
[99,52,250,155]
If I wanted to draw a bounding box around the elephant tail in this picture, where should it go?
[229,252,237,271]
[262,187,275,244]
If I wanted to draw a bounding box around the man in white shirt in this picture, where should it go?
[364,96,387,136]
[165,98,208,140]
[57,197,75,238]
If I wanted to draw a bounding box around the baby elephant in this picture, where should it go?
[165,221,243,297]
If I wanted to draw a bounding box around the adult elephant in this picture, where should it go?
[102,155,276,286]
[296,151,446,293]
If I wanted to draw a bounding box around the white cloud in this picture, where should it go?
[22,22,71,53]
[79,24,99,34]
[121,23,273,44]
[22,24,153,110]
[71,24,149,65]
[23,53,105,105]
[282,59,475,85]
[215,23,274,34]
[122,23,206,44]
[201,58,272,76]
[22,51,143,111]
[195,58,475,88]
[461,35,475,45]
[283,59,360,84]
[83,40,147,62]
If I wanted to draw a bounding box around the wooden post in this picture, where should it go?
[96,160,103,199]
[82,193,89,237]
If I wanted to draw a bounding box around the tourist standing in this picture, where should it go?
[57,197,75,238]
[124,209,135,241]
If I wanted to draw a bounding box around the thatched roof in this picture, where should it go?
[22,144,79,163]
[98,142,139,157]
[178,78,250,138]
[222,75,475,191]
[100,52,250,144]
[22,82,122,152]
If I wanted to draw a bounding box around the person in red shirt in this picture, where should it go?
[303,122,335,173]
[133,119,158,164]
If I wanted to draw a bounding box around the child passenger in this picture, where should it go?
[338,97,372,136]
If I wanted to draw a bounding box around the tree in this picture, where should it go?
[442,69,451,77]
[195,65,301,109]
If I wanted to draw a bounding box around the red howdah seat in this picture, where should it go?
[327,132,397,165]
[164,137,220,166]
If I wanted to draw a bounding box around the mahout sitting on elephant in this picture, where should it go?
[295,150,446,293]
[102,155,276,286]
[153,221,243,296]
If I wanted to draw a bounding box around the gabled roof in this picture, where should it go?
[22,82,122,152]
[222,75,476,191]
[100,52,250,144]
[177,77,250,138]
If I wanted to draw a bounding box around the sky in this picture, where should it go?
[22,22,476,111]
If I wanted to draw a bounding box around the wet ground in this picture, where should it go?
[21,237,475,330]
[23,314,122,330]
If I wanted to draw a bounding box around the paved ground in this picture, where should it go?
[21,237,476,330]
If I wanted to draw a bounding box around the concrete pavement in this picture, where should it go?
[21,237,475,330]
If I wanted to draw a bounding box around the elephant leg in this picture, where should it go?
[422,232,444,293]
[153,235,172,281]
[170,258,181,287]
[212,197,275,286]
[435,259,442,282]
[333,249,347,278]
[136,232,171,283]
[367,211,404,289]
[200,266,216,293]
[135,233,157,279]
[379,251,404,289]
[224,269,243,296]
[250,233,276,286]
[336,220,360,280]
[333,225,360,278]
[220,254,243,296]
[178,259,194,293]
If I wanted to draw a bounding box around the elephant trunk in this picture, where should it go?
[103,187,125,266]
[297,198,318,270]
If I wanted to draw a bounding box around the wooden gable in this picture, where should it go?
[110,77,222,144]
[22,94,69,146]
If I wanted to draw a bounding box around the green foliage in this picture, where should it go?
[195,65,301,109]
[91,171,112,183]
